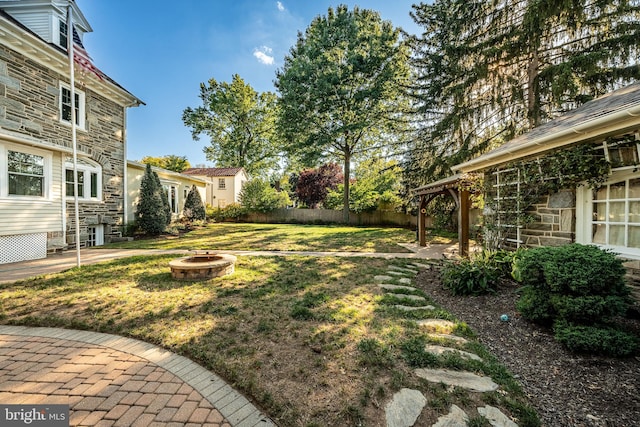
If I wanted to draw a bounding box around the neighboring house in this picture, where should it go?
[126,161,206,224]
[182,167,249,208]
[0,1,143,264]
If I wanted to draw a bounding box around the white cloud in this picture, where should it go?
[253,46,275,65]
[276,1,285,12]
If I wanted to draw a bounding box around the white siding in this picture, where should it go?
[0,151,63,236]
[8,11,53,42]
[126,162,206,224]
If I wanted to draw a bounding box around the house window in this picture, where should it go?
[60,84,86,129]
[65,158,101,200]
[86,225,104,247]
[218,178,226,190]
[8,150,45,197]
[603,134,640,169]
[162,184,179,214]
[591,176,640,250]
[59,20,68,49]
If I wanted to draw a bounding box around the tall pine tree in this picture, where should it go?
[405,0,640,189]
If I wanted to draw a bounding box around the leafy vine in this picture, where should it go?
[483,143,611,249]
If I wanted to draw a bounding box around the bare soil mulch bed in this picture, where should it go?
[415,268,640,427]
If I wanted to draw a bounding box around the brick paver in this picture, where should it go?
[0,326,274,426]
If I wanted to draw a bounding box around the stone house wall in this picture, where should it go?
[520,190,576,248]
[0,44,126,248]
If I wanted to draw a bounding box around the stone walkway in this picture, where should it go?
[376,262,519,427]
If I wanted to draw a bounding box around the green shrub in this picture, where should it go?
[240,179,290,213]
[514,244,634,356]
[441,258,501,296]
[182,185,206,222]
[515,287,555,325]
[209,203,246,222]
[550,295,630,324]
[135,164,168,235]
[553,321,638,357]
[477,248,524,279]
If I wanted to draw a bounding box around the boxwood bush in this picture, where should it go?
[514,244,637,356]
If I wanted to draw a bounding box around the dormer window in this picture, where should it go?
[59,20,68,49]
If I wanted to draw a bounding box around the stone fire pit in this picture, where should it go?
[169,250,237,280]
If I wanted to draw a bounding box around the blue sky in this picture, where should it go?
[75,1,422,168]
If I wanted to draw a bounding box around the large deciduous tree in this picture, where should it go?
[140,155,191,173]
[182,74,281,177]
[405,0,640,189]
[275,5,410,222]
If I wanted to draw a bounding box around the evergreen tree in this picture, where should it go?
[182,185,206,221]
[152,171,172,226]
[135,163,167,235]
[405,0,640,190]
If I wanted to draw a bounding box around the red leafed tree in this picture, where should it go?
[295,163,343,209]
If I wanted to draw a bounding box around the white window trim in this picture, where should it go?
[218,178,226,190]
[0,142,53,201]
[576,169,640,260]
[59,82,86,130]
[161,182,180,215]
[64,158,102,201]
[86,224,104,247]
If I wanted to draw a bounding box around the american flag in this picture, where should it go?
[72,27,103,81]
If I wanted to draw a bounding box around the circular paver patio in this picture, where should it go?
[0,326,273,427]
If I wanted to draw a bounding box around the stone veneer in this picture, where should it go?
[497,189,576,249]
[0,44,127,249]
[521,190,576,247]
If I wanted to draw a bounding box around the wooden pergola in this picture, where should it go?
[412,174,471,257]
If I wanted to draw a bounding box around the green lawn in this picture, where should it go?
[105,223,423,252]
[0,250,537,426]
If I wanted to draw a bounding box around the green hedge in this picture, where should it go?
[514,244,637,357]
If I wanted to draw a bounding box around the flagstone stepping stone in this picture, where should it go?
[389,265,419,274]
[416,319,456,333]
[379,284,417,292]
[375,275,394,282]
[398,278,413,285]
[424,344,482,362]
[385,388,427,427]
[391,294,427,302]
[428,333,468,344]
[409,262,432,270]
[394,304,436,311]
[477,405,519,427]
[414,368,499,392]
[432,404,469,427]
[387,271,408,276]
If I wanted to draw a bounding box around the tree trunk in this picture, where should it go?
[343,151,350,223]
[527,48,541,128]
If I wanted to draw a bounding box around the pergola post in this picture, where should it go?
[458,188,470,257]
[418,196,427,247]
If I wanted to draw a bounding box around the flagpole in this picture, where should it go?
[67,2,81,268]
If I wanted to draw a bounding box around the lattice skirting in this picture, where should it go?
[0,233,47,264]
